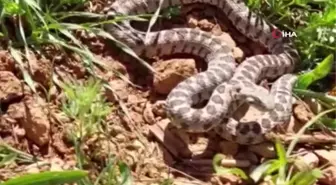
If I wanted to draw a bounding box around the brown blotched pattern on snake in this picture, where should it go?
[103,0,300,144]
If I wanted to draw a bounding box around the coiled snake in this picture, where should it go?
[103,0,300,144]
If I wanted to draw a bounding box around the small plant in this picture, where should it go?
[61,78,111,141]
[0,143,36,167]
[249,139,323,185]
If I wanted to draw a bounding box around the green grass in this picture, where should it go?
[0,0,156,93]
[247,0,335,65]
[60,78,133,185]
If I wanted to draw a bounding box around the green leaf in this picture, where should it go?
[118,162,133,185]
[250,160,277,182]
[274,140,287,184]
[275,140,287,165]
[0,170,88,185]
[288,169,322,185]
[296,54,334,89]
[2,1,25,15]
[212,154,248,180]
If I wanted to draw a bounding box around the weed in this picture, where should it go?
[60,78,110,141]
[0,143,36,167]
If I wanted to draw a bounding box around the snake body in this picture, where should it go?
[103,0,300,144]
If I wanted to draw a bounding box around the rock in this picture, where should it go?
[285,116,305,134]
[211,24,223,36]
[115,134,127,142]
[218,32,236,49]
[105,79,128,102]
[98,55,128,78]
[0,71,23,103]
[293,101,315,124]
[29,56,52,87]
[198,19,215,31]
[187,14,198,28]
[314,150,336,166]
[152,100,167,117]
[55,54,86,79]
[153,59,197,94]
[0,51,15,71]
[233,47,245,62]
[320,166,336,185]
[297,152,319,169]
[52,133,70,154]
[7,96,50,146]
[249,142,276,158]
[143,102,155,124]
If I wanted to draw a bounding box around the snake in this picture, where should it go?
[103,0,300,144]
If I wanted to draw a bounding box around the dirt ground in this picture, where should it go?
[0,1,335,185]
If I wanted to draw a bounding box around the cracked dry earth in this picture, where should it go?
[0,1,336,185]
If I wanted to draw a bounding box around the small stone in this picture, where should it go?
[0,71,23,103]
[211,24,223,36]
[8,96,51,146]
[153,59,197,94]
[314,149,336,166]
[130,140,144,150]
[111,125,124,135]
[29,57,52,87]
[297,152,319,169]
[218,32,236,49]
[233,47,245,63]
[0,51,15,71]
[187,15,198,28]
[293,101,315,124]
[198,19,215,31]
[143,102,155,124]
[152,100,167,117]
[115,134,126,142]
[320,166,336,185]
[105,79,128,102]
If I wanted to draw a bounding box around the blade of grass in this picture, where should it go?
[118,161,133,185]
[286,108,336,156]
[145,0,164,42]
[212,154,248,180]
[250,159,277,182]
[9,47,36,93]
[1,170,88,185]
[90,28,156,74]
[296,54,334,89]
[293,89,336,105]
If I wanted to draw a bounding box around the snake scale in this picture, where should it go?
[103,0,300,144]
